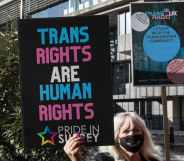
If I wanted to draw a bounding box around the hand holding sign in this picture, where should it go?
[64,134,85,161]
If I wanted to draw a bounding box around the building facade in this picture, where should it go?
[0,0,184,135]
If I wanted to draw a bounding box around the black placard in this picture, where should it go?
[18,16,114,148]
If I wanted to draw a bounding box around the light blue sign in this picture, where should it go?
[143,25,180,62]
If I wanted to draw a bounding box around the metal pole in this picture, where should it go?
[20,0,23,19]
[161,86,170,161]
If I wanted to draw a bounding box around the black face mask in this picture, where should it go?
[119,135,144,153]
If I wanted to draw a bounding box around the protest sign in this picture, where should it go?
[19,16,113,148]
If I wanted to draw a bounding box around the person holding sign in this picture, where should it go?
[63,112,160,161]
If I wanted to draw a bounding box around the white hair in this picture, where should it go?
[113,112,160,160]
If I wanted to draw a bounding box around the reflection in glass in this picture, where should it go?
[31,1,69,18]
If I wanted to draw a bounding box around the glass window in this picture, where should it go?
[70,0,93,11]
[112,61,131,95]
[126,11,131,34]
[32,9,48,18]
[31,1,69,18]
[48,4,61,17]
[68,0,75,13]
[134,101,140,114]
[109,27,117,61]
[119,13,125,35]
[152,101,163,115]
[119,11,131,35]
[128,102,134,112]
[80,0,93,6]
